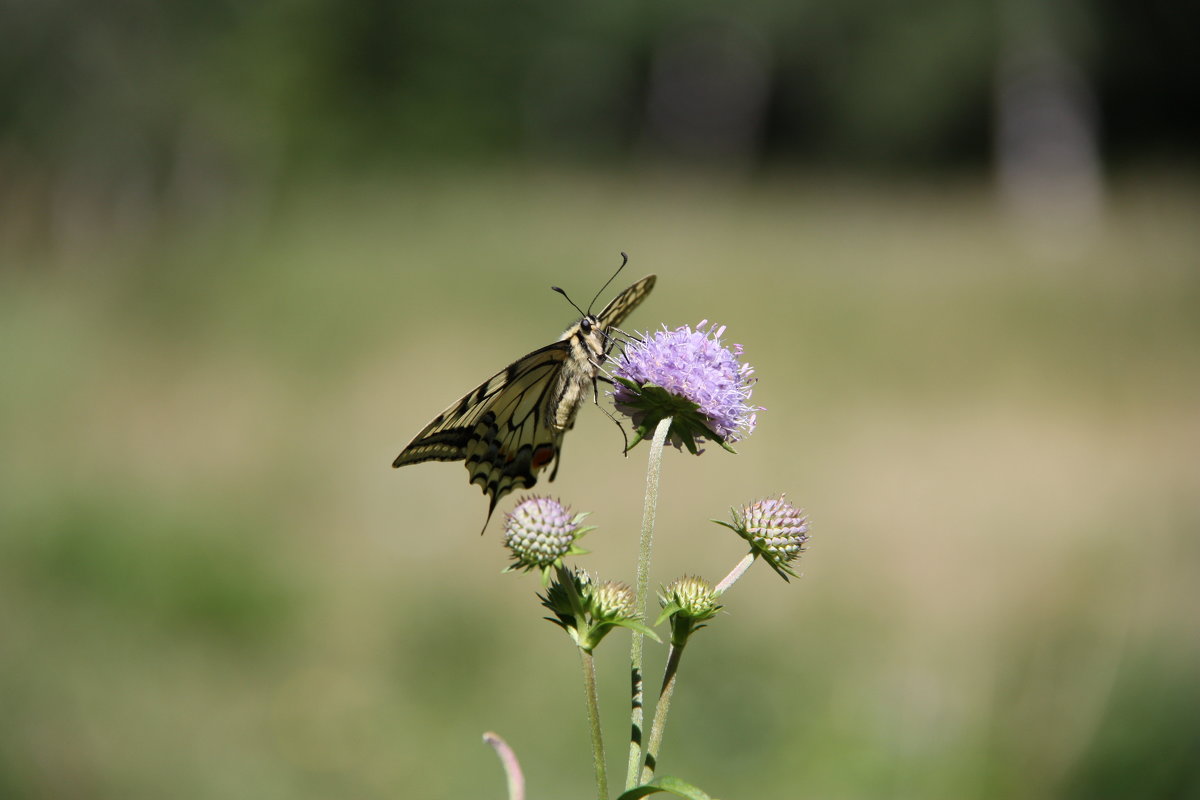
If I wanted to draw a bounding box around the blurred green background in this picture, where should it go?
[2,1,1198,798]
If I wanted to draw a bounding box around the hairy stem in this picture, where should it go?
[626,415,673,789]
[640,641,684,784]
[580,648,608,800]
[715,552,757,596]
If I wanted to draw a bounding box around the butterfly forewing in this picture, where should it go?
[393,273,655,530]
[597,274,655,330]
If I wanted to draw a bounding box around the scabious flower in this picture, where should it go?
[540,567,594,627]
[590,580,637,623]
[659,576,721,622]
[609,320,761,454]
[541,569,654,652]
[503,496,593,583]
[657,575,722,646]
[714,494,810,581]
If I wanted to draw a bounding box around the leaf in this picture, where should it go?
[615,775,716,800]
[610,618,662,642]
[655,601,683,626]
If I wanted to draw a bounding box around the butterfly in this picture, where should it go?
[393,257,656,532]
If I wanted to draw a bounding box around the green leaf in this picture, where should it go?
[655,601,683,626]
[676,424,699,455]
[615,775,716,800]
[610,618,662,642]
[625,423,652,452]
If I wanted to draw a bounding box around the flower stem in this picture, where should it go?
[640,641,684,784]
[626,415,673,790]
[715,552,757,596]
[580,648,608,800]
[482,732,525,800]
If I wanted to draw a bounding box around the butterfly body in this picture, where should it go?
[393,274,655,529]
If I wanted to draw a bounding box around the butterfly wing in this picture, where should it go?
[597,275,656,331]
[393,342,571,525]
[393,272,657,532]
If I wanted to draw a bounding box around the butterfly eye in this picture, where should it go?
[580,318,593,334]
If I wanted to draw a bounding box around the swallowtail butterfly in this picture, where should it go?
[393,258,655,532]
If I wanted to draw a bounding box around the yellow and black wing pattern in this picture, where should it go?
[392,343,571,519]
[597,274,655,331]
[393,272,655,531]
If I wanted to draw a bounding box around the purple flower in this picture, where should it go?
[609,320,761,453]
[714,494,810,581]
[503,496,593,581]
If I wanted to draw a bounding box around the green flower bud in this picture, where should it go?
[661,575,720,622]
[590,580,637,623]
[540,567,593,623]
[540,570,656,653]
[657,575,722,646]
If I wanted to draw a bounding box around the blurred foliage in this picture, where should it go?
[1,0,1196,184]
[9,494,296,644]
[1,168,1198,798]
[1,1,1198,797]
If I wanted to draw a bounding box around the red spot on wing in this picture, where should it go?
[531,444,556,470]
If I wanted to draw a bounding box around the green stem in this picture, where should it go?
[640,641,684,784]
[714,552,757,596]
[626,415,673,790]
[580,648,608,800]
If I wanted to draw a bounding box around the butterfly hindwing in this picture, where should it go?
[393,342,569,467]
[393,272,655,531]
[462,346,572,513]
[393,342,573,523]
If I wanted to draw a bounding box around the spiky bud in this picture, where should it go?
[503,496,592,580]
[715,494,810,580]
[540,570,655,653]
[540,567,593,623]
[657,575,722,646]
[661,575,720,622]
[590,581,637,623]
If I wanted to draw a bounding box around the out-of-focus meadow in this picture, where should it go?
[2,3,1198,799]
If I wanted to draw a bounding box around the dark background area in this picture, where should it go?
[2,0,1197,226]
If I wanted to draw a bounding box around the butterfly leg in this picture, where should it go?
[591,377,631,454]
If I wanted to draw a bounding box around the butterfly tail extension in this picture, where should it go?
[479,502,498,536]
[548,440,563,482]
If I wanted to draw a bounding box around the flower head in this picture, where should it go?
[503,496,592,582]
[540,569,655,652]
[659,575,721,622]
[609,320,761,454]
[540,567,594,626]
[657,575,722,646]
[714,494,810,581]
[591,580,637,623]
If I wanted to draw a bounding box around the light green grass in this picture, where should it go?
[1,168,1198,799]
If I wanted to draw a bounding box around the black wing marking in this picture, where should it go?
[392,273,656,532]
[393,342,571,526]
[597,275,655,331]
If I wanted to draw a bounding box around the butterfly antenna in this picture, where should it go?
[550,285,587,318]
[586,251,629,314]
